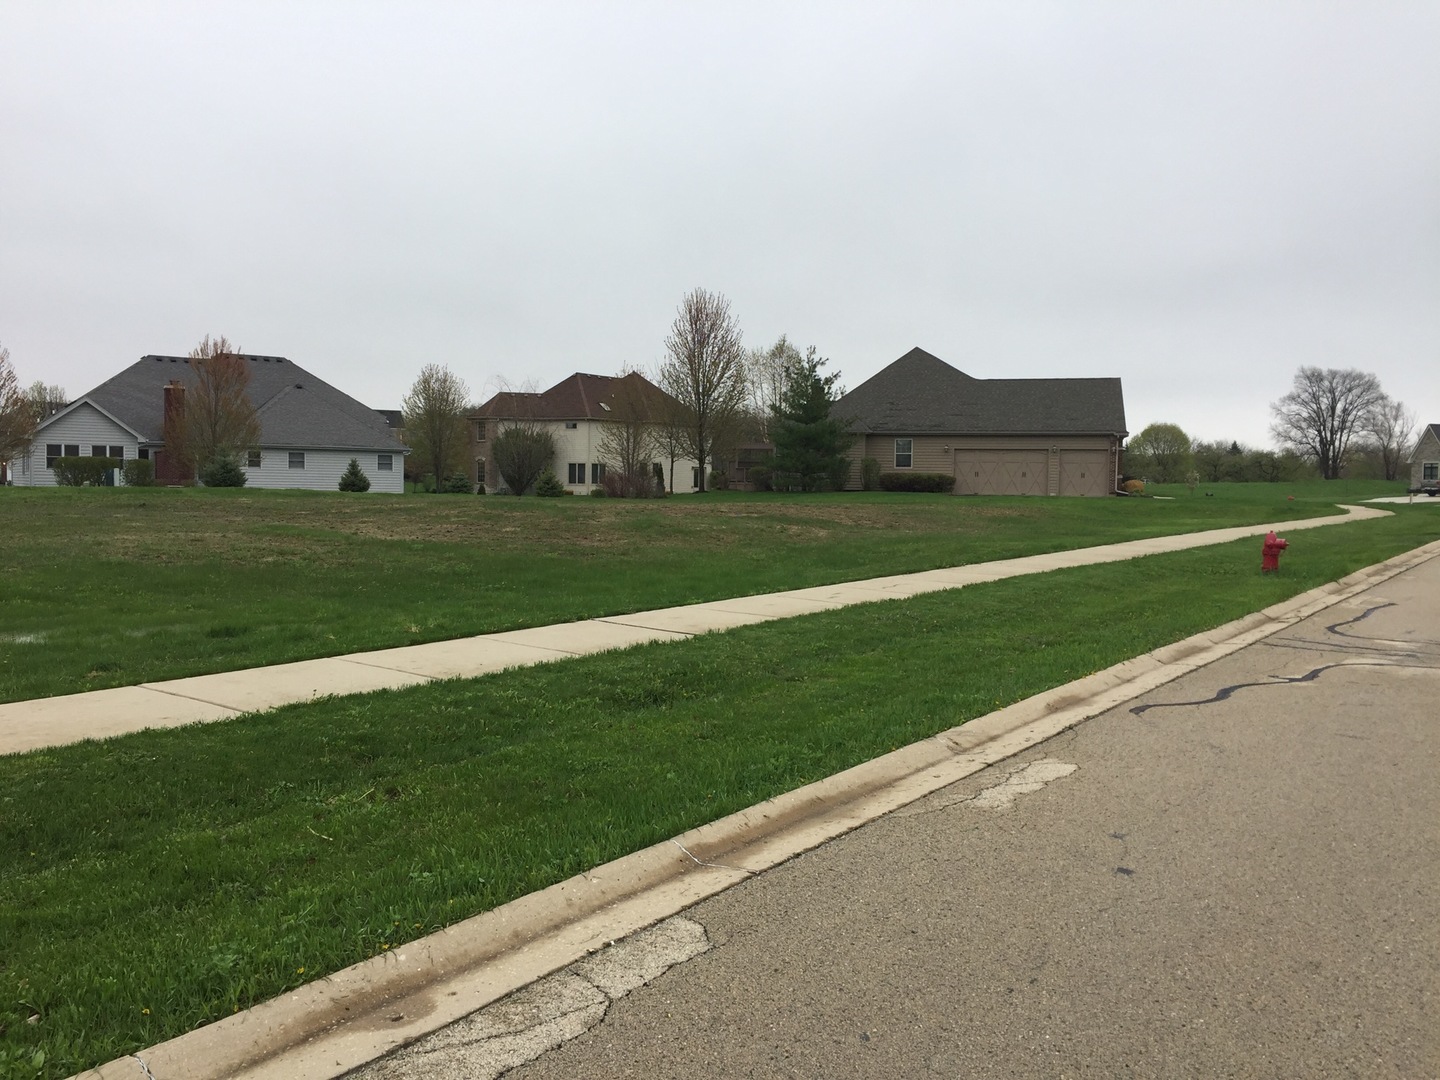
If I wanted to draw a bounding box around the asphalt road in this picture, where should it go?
[368,555,1440,1080]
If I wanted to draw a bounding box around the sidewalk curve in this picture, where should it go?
[4,503,1388,757]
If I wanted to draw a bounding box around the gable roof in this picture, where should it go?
[474,372,677,422]
[834,347,1127,437]
[1413,423,1440,460]
[40,354,406,452]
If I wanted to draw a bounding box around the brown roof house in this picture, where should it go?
[1411,423,1440,493]
[833,348,1128,496]
[469,372,699,494]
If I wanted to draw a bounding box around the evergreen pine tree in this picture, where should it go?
[339,458,371,492]
[770,347,850,491]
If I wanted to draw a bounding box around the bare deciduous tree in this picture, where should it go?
[491,416,556,495]
[596,371,662,497]
[174,335,262,472]
[744,335,799,443]
[24,381,68,421]
[0,342,39,465]
[1365,394,1417,482]
[403,364,470,491]
[1270,367,1385,480]
[658,288,747,492]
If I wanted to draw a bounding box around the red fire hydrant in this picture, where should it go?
[1261,530,1288,573]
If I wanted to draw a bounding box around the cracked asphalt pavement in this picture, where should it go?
[358,554,1440,1079]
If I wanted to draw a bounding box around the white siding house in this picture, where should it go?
[12,402,141,486]
[471,372,699,495]
[9,353,406,492]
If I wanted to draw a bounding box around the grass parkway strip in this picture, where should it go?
[1,505,1435,1078]
[0,480,1405,703]
[0,502,1386,756]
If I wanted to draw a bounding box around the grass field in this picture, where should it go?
[1,497,1435,1077]
[0,479,1408,703]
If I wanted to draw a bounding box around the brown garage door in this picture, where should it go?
[1060,451,1111,496]
[954,451,1048,495]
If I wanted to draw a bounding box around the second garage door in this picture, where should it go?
[1059,451,1111,496]
[954,450,1048,495]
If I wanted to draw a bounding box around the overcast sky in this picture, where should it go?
[2,2,1436,449]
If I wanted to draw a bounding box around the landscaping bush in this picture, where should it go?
[652,462,665,495]
[878,471,953,493]
[588,485,607,497]
[338,458,371,492]
[1123,479,1145,495]
[861,457,881,491]
[475,481,486,495]
[120,458,155,487]
[199,453,247,488]
[52,457,120,486]
[708,470,729,491]
[440,474,471,494]
[748,465,774,492]
[534,468,565,497]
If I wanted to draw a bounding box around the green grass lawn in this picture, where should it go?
[1,504,1435,1077]
[0,480,1408,703]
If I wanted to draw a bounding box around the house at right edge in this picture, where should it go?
[833,348,1128,496]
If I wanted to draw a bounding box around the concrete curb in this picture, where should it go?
[76,535,1440,1080]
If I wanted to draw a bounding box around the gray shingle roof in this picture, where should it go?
[834,347,1127,436]
[45,354,407,452]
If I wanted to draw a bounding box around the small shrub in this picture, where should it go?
[440,474,471,494]
[534,468,565,497]
[338,458,371,492]
[475,481,486,495]
[748,465,774,492]
[708,470,729,491]
[121,458,155,487]
[199,453,247,488]
[861,457,881,491]
[52,456,120,486]
[652,462,665,495]
[588,486,607,497]
[878,471,953,493]
[1123,479,1145,495]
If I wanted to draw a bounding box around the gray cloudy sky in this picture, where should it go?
[3,2,1437,449]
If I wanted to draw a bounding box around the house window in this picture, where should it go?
[108,445,124,459]
[1425,462,1439,482]
[139,448,150,460]
[288,452,305,469]
[693,467,702,489]
[247,450,262,468]
[567,462,586,484]
[475,422,486,442]
[894,439,913,469]
[592,462,606,483]
[91,445,108,457]
[64,443,80,458]
[564,421,578,430]
[46,443,61,468]
[377,453,393,471]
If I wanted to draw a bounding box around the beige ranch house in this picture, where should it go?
[835,348,1128,496]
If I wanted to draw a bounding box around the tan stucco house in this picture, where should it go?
[1410,423,1440,492]
[833,348,1127,496]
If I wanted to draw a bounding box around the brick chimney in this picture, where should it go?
[157,380,193,484]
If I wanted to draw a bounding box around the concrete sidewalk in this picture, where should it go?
[0,504,1389,756]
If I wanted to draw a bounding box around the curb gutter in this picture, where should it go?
[78,538,1440,1080]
